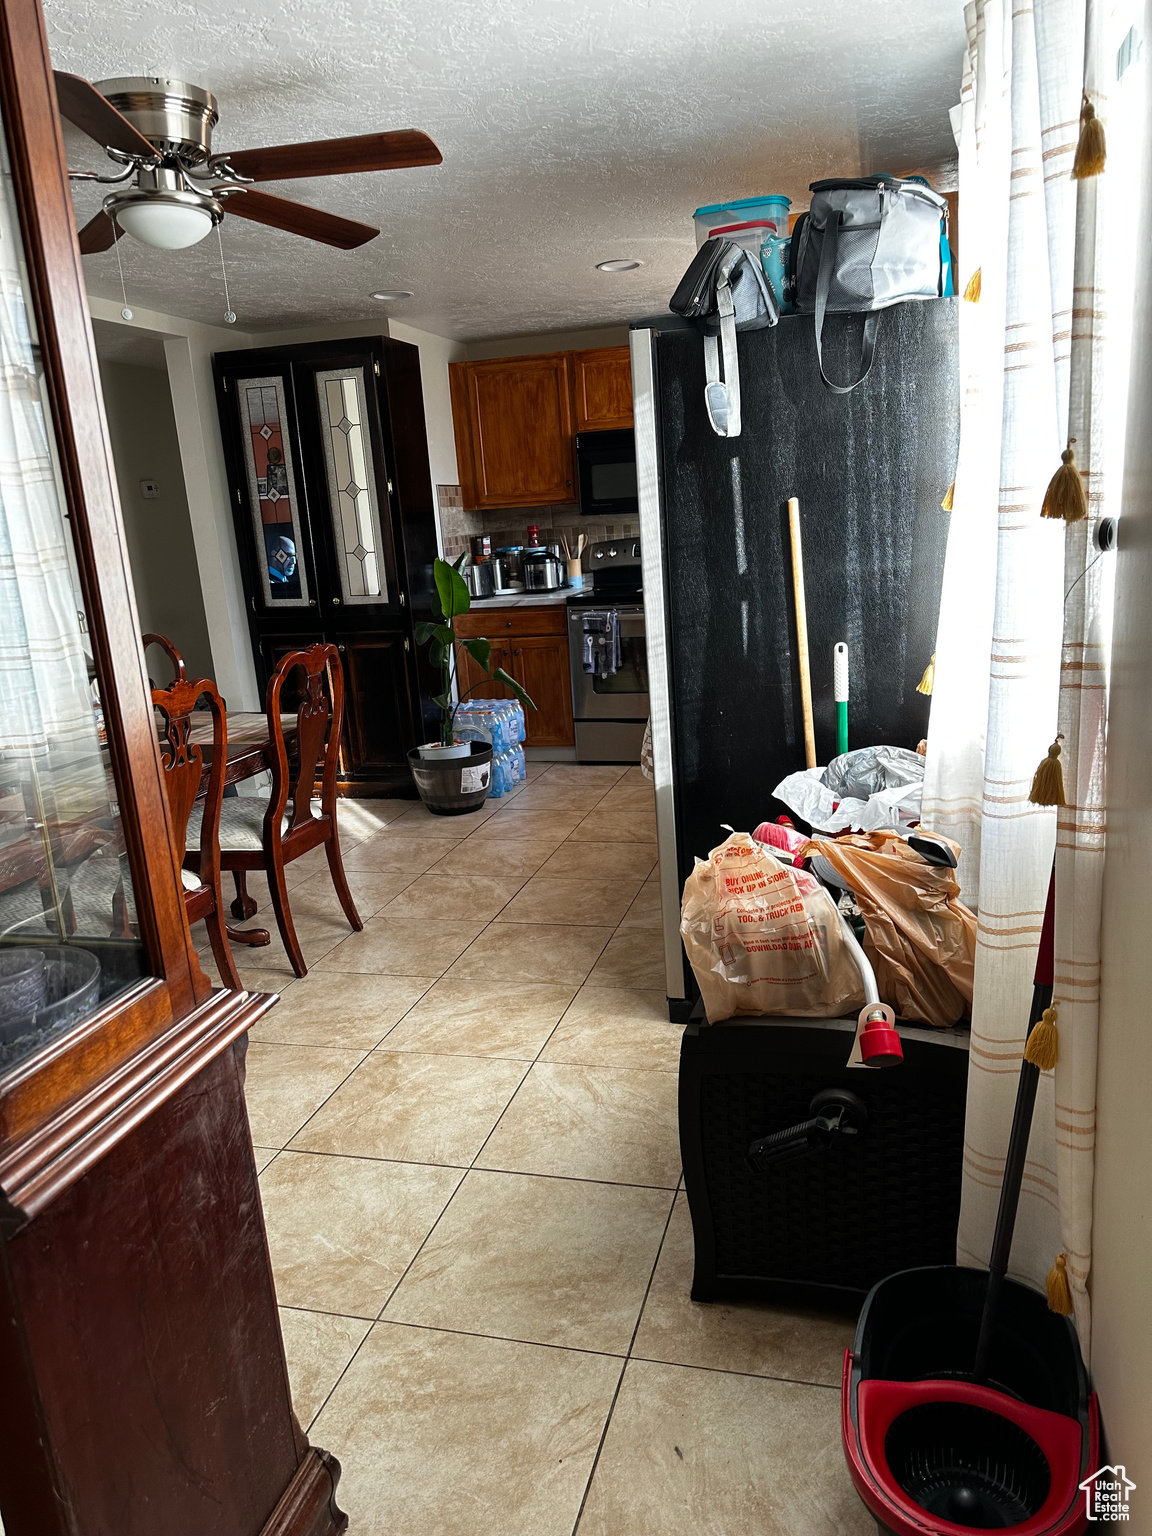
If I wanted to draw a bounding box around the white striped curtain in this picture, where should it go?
[921,0,1086,1314]
[0,160,95,763]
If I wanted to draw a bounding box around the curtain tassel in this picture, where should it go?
[1024,1006,1059,1071]
[1029,735,1066,806]
[1046,1252,1075,1315]
[916,654,935,696]
[941,481,955,511]
[962,267,982,303]
[1072,94,1107,180]
[1041,440,1088,524]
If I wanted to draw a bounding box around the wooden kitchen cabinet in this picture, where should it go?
[572,346,634,431]
[450,353,577,510]
[455,607,574,748]
[456,639,514,703]
[508,635,575,747]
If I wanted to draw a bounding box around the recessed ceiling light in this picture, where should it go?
[596,259,642,273]
[371,290,413,301]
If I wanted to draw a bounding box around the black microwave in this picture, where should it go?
[576,428,638,517]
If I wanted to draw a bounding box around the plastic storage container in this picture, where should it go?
[694,194,791,248]
[706,220,775,258]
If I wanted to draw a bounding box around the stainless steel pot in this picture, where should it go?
[523,549,564,591]
[464,557,496,598]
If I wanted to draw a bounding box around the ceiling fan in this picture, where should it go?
[57,73,442,254]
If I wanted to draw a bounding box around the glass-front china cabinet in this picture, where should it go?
[0,0,345,1530]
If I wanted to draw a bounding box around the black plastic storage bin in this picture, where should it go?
[679,1014,970,1307]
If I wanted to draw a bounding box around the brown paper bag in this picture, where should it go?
[680,832,866,1024]
[804,831,975,1026]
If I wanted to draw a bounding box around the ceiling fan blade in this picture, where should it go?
[224,188,379,249]
[77,209,125,255]
[217,129,442,183]
[53,72,158,160]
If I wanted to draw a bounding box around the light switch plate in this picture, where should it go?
[139,479,160,499]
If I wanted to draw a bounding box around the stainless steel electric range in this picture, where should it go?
[566,538,648,763]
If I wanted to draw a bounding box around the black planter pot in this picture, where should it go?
[408,742,493,815]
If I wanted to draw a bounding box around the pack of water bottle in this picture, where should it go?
[454,699,526,797]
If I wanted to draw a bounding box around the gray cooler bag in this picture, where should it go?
[792,175,947,394]
[668,236,778,438]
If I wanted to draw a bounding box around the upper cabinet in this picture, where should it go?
[572,346,634,432]
[449,344,633,511]
[450,352,577,509]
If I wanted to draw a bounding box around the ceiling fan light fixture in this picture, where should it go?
[370,290,413,302]
[596,258,642,273]
[108,188,220,249]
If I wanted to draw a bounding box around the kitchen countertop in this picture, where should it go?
[467,588,585,608]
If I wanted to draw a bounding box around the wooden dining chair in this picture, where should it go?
[193,643,362,978]
[152,675,242,990]
[142,631,187,687]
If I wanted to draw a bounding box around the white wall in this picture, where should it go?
[88,296,261,710]
[98,359,215,684]
[1092,36,1152,1492]
[388,321,467,534]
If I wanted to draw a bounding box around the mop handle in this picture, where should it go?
[833,642,849,757]
[972,869,1057,1384]
[788,497,817,769]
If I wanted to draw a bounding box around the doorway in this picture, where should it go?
[91,319,213,686]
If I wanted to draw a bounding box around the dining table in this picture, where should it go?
[186,711,299,796]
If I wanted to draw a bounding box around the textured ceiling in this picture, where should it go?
[46,0,964,340]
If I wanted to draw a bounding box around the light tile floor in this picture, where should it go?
[195,762,868,1536]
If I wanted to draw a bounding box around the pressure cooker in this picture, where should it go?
[522,546,565,591]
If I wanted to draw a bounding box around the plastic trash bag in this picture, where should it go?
[680,832,866,1023]
[803,830,974,1027]
[774,763,923,833]
[822,745,924,800]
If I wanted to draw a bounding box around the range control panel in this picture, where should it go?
[588,538,640,569]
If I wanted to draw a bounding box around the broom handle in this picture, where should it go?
[788,497,817,769]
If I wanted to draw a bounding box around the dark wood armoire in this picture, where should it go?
[0,2,344,1531]
[213,336,442,794]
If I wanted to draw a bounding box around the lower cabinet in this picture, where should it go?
[257,627,418,786]
[455,606,575,749]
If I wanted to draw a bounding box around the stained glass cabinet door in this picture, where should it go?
[314,367,390,607]
[232,370,316,611]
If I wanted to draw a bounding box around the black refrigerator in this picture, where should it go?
[632,300,960,1014]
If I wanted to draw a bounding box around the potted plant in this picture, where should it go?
[409,556,535,813]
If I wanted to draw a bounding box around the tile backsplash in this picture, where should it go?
[437,487,638,570]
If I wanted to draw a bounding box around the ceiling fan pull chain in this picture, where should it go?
[216,221,237,325]
[112,214,133,321]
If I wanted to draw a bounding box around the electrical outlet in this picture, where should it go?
[139,479,160,500]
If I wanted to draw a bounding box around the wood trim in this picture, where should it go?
[259,1447,348,1536]
[0,987,276,1227]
